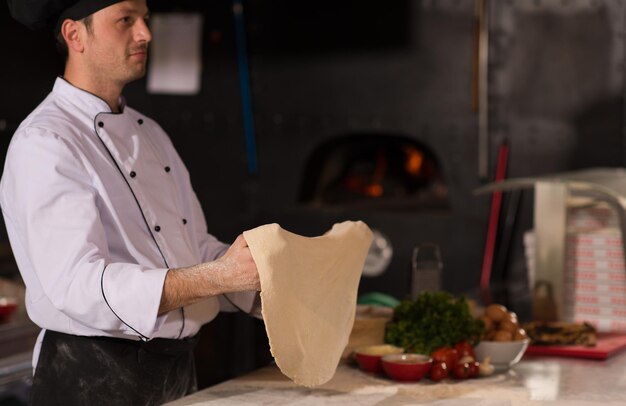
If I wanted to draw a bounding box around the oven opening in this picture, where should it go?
[298,134,449,210]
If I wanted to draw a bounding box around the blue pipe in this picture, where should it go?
[232,0,258,174]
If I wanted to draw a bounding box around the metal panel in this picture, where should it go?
[489,0,626,176]
[534,181,567,321]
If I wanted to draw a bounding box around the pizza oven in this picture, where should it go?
[299,133,448,211]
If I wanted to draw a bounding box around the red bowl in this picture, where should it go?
[0,300,18,324]
[382,354,433,382]
[354,345,404,373]
[355,352,384,373]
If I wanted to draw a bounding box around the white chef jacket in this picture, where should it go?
[0,78,256,365]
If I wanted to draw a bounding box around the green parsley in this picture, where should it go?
[385,291,484,354]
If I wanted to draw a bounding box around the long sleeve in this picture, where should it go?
[0,128,168,339]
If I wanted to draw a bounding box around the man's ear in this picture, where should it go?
[61,19,85,53]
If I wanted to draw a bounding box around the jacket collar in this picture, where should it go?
[52,76,127,118]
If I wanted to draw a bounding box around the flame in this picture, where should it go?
[343,150,387,198]
[404,146,424,176]
[364,183,383,197]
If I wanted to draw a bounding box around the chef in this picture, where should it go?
[0,0,261,404]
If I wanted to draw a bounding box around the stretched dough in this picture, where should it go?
[243,221,373,387]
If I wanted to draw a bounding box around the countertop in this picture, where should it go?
[168,352,626,405]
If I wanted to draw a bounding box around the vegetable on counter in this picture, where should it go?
[481,303,528,342]
[384,291,484,355]
[478,356,495,376]
[431,346,458,370]
[429,362,448,381]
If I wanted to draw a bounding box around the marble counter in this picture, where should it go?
[169,353,626,405]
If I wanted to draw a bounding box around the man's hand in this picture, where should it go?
[213,234,260,293]
[158,235,260,314]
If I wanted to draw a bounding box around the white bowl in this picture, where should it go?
[474,339,530,371]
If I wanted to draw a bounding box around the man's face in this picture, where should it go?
[84,0,151,86]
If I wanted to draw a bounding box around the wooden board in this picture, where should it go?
[524,333,626,359]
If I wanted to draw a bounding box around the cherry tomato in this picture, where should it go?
[431,347,459,370]
[453,362,471,380]
[429,361,448,382]
[467,361,480,378]
[454,340,476,359]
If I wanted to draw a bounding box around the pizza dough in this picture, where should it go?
[243,221,373,387]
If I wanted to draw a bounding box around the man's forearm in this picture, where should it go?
[158,235,260,314]
[159,262,225,314]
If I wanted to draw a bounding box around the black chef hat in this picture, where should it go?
[7,0,124,35]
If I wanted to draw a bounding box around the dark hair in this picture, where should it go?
[55,15,94,59]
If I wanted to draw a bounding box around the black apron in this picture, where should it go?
[30,330,200,406]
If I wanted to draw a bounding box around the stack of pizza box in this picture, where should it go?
[563,203,626,332]
[524,203,626,332]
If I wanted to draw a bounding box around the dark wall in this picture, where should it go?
[245,0,487,302]
[0,0,489,296]
[489,1,626,176]
[1,0,625,387]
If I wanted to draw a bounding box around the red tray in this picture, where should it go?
[524,333,626,360]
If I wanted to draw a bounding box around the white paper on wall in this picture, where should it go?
[147,13,203,95]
